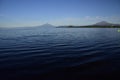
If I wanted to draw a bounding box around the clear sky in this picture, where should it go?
[0,0,120,27]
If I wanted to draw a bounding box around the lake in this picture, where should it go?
[0,28,120,80]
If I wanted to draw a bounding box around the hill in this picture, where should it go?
[57,21,120,28]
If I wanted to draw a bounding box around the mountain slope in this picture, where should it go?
[37,23,55,28]
[57,21,120,28]
[93,21,120,26]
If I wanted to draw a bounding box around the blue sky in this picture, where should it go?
[0,0,120,27]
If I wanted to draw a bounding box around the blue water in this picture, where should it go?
[0,28,120,80]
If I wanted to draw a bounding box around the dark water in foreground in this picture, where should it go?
[0,28,120,80]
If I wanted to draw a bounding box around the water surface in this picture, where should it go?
[0,28,120,80]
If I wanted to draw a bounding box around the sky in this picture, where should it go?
[0,0,120,27]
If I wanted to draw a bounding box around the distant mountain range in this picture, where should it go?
[36,23,55,28]
[93,21,120,26]
[58,21,120,28]
[0,21,120,29]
